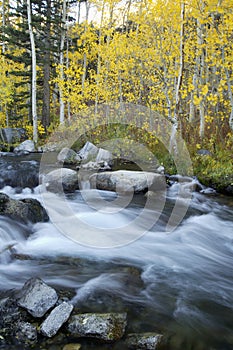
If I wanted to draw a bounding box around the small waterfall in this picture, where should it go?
[0,217,28,264]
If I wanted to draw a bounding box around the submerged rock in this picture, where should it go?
[41,302,74,337]
[62,344,81,350]
[44,168,79,193]
[67,312,127,342]
[0,193,49,223]
[90,170,166,193]
[17,278,58,318]
[125,332,163,349]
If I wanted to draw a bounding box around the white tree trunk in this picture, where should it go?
[2,0,6,53]
[59,0,67,124]
[27,0,38,143]
[170,2,185,152]
[197,2,205,139]
[224,53,233,131]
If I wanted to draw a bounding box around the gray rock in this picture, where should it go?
[57,148,81,165]
[90,170,166,193]
[14,140,36,153]
[15,321,37,343]
[67,312,127,342]
[17,278,58,318]
[0,193,49,223]
[41,302,73,337]
[0,297,23,327]
[197,149,212,156]
[0,128,27,144]
[77,141,99,161]
[96,148,112,163]
[79,160,111,171]
[125,332,163,349]
[44,168,79,193]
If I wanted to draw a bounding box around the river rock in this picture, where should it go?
[15,321,37,343]
[17,278,58,318]
[57,148,81,165]
[0,193,49,223]
[96,148,112,163]
[67,312,127,342]
[90,170,166,193]
[41,302,74,337]
[77,141,99,160]
[0,297,24,327]
[125,332,163,349]
[14,140,36,153]
[0,128,27,144]
[44,168,79,193]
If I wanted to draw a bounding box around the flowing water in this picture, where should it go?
[0,154,233,349]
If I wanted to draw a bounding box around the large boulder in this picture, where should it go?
[44,168,79,193]
[0,157,39,189]
[67,312,127,342]
[14,140,36,153]
[0,128,27,144]
[125,332,163,349]
[41,302,74,337]
[57,148,81,165]
[0,193,49,223]
[17,278,58,318]
[90,170,166,193]
[77,141,99,161]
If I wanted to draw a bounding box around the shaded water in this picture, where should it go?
[0,154,233,349]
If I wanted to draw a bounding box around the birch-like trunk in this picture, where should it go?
[223,49,233,131]
[170,2,185,152]
[2,0,6,53]
[42,0,51,130]
[197,2,205,139]
[59,0,67,124]
[95,2,105,114]
[27,0,37,143]
[81,1,90,93]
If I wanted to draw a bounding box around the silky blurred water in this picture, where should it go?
[0,156,233,349]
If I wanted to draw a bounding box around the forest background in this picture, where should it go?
[0,0,233,191]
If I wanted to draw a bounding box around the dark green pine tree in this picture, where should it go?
[1,0,76,129]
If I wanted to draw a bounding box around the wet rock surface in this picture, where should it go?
[41,302,74,337]
[90,170,166,193]
[0,193,49,223]
[17,278,58,317]
[44,168,79,193]
[57,147,82,165]
[15,321,37,344]
[125,332,163,349]
[67,312,127,342]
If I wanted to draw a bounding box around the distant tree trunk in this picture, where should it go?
[27,0,37,143]
[59,0,67,124]
[2,0,6,53]
[223,49,233,131]
[197,2,205,139]
[42,0,51,130]
[81,1,90,93]
[170,1,185,152]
